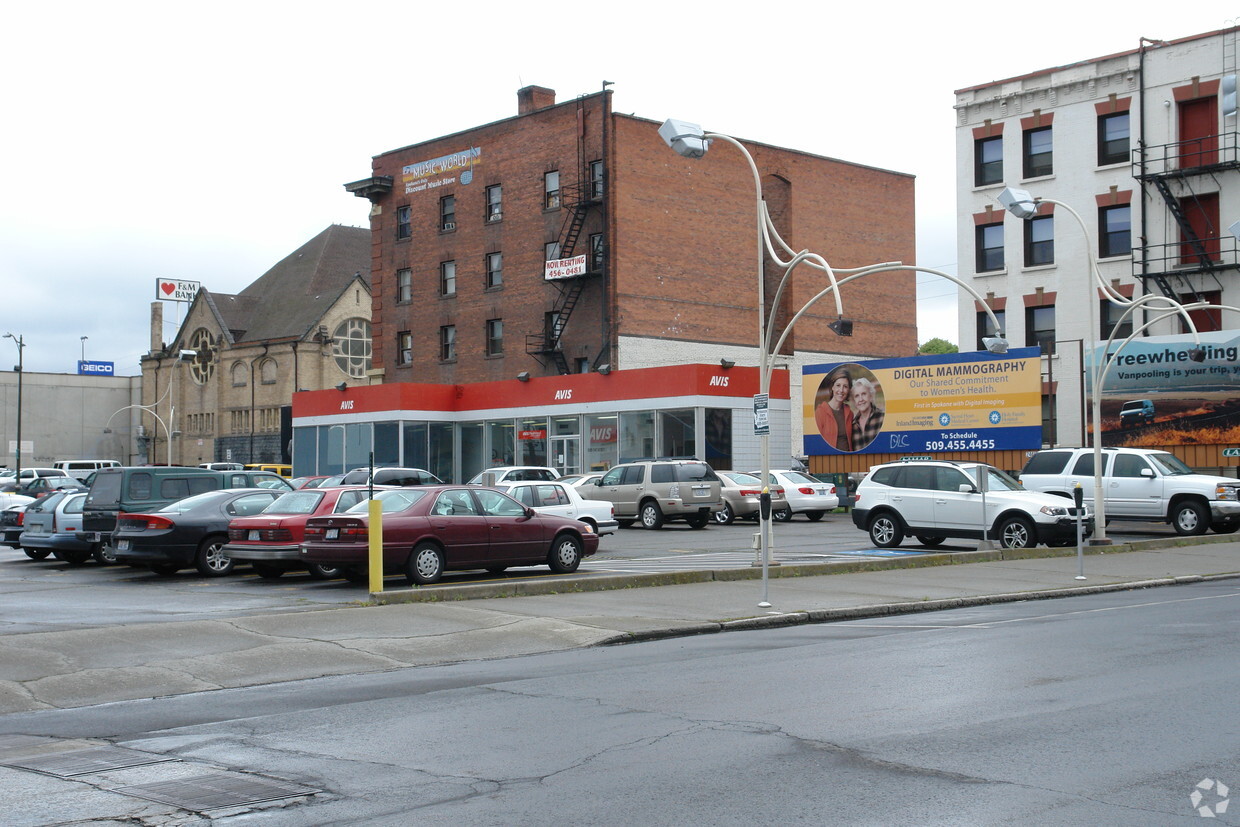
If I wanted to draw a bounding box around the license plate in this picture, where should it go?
[693,487,710,497]
[248,530,260,541]
[117,540,130,551]
[326,528,339,540]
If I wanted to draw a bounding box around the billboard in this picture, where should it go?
[77,360,114,376]
[1086,330,1240,446]
[803,348,1043,455]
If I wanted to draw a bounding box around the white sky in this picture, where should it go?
[3,2,1237,374]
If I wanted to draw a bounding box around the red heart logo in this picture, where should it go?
[160,282,176,295]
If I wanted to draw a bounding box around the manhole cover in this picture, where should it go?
[2,745,175,777]
[115,772,321,811]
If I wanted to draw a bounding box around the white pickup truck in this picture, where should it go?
[1018,447,1240,536]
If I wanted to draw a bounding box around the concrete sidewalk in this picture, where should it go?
[1,536,1238,715]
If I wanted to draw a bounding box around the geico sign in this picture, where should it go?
[78,361,114,375]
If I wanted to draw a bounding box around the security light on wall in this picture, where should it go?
[335,382,348,392]
[517,371,530,382]
[596,364,611,375]
[720,358,735,369]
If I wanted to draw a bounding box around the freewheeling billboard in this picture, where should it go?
[803,348,1043,455]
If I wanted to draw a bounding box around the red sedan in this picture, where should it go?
[224,486,378,579]
[300,485,599,585]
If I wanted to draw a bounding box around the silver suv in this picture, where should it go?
[589,460,723,529]
[852,460,1091,549]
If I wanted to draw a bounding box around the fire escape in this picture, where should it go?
[525,102,604,375]
[1133,131,1240,320]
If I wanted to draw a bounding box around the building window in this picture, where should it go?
[397,205,412,240]
[486,185,502,222]
[486,252,503,288]
[396,331,412,365]
[332,318,372,379]
[1026,305,1056,354]
[545,241,562,262]
[975,136,1002,186]
[976,222,1004,272]
[439,325,456,361]
[589,233,604,271]
[396,268,412,303]
[231,362,247,387]
[590,160,604,199]
[1101,301,1133,341]
[1023,127,1053,178]
[1025,215,1054,266]
[544,170,560,209]
[1099,205,1131,258]
[260,358,278,385]
[976,309,1006,352]
[486,319,503,356]
[1098,112,1130,166]
[1041,393,1056,446]
[440,260,456,296]
[440,196,456,231]
[575,357,590,373]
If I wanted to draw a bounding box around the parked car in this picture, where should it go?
[555,473,601,488]
[223,486,380,578]
[1,504,31,551]
[493,480,619,535]
[291,475,331,489]
[53,459,121,481]
[20,492,96,565]
[467,466,560,486]
[0,468,68,492]
[113,489,284,576]
[246,463,293,477]
[1018,447,1240,535]
[199,462,245,471]
[16,476,89,501]
[852,459,1092,549]
[754,470,839,521]
[713,472,787,525]
[588,460,722,529]
[1118,399,1155,428]
[0,491,34,511]
[300,485,598,585]
[340,467,444,486]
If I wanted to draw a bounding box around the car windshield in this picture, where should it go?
[263,490,325,515]
[1149,453,1193,475]
[723,473,761,485]
[675,463,719,482]
[971,465,1023,492]
[345,488,428,513]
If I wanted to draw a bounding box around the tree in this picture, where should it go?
[919,337,958,355]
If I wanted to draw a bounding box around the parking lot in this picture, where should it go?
[0,511,1181,635]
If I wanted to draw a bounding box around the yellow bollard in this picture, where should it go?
[368,498,383,594]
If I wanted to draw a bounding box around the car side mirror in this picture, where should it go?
[524,506,537,518]
[958,484,976,494]
[1140,468,1154,478]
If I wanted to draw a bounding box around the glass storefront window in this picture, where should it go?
[460,422,484,482]
[403,423,427,470]
[374,423,399,467]
[660,409,695,458]
[428,422,454,482]
[585,414,617,472]
[620,411,654,463]
[292,427,315,476]
[487,420,515,466]
[518,418,548,466]
[552,416,579,436]
[704,408,732,470]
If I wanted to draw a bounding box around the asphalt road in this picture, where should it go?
[3,580,1236,824]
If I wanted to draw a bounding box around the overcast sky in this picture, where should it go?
[3,2,1237,374]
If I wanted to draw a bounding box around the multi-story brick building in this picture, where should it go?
[313,85,917,480]
[140,225,370,467]
[955,27,1240,472]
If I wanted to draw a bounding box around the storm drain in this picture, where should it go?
[114,772,321,811]
[0,744,176,777]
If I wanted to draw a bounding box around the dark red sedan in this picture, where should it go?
[300,485,599,585]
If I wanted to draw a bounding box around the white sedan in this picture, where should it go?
[492,480,618,535]
[756,470,840,521]
[0,492,34,510]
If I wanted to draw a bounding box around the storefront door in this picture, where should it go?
[550,436,580,476]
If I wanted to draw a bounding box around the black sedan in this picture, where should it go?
[113,488,283,576]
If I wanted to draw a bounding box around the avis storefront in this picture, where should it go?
[291,364,790,482]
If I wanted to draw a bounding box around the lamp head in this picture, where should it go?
[828,317,854,337]
[998,187,1039,220]
[658,119,710,159]
[177,349,197,362]
[1188,346,1206,362]
[983,336,1010,354]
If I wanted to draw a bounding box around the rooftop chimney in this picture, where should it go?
[150,302,163,355]
[518,86,556,115]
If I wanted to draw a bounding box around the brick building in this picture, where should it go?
[315,86,917,479]
[140,225,371,467]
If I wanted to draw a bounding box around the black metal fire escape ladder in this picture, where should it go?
[1147,175,1219,306]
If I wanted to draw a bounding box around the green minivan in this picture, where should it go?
[82,466,293,552]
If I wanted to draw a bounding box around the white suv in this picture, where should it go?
[852,460,1091,549]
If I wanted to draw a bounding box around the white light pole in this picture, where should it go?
[104,403,172,466]
[3,333,23,478]
[80,336,88,363]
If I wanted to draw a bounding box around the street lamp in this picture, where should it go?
[3,333,23,479]
[104,403,172,466]
[80,336,88,363]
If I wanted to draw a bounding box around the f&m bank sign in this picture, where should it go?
[77,360,115,376]
[803,348,1043,456]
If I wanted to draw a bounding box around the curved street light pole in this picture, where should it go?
[3,333,23,478]
[105,403,172,466]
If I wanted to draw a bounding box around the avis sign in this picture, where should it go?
[156,279,200,302]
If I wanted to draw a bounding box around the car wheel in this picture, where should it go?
[252,564,285,579]
[485,565,508,574]
[685,513,709,529]
[150,564,180,576]
[93,544,119,565]
[55,549,92,565]
[640,501,664,529]
[23,548,50,561]
[712,502,735,525]
[307,564,343,580]
[341,567,369,584]
[868,513,903,548]
[1212,520,1240,534]
[1173,500,1210,536]
[772,507,793,522]
[548,534,583,573]
[998,516,1036,549]
[407,542,444,585]
[617,519,634,528]
[915,536,945,548]
[194,536,235,576]
[805,511,825,522]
